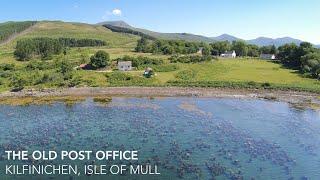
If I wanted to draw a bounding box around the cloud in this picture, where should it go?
[112,9,122,16]
[73,4,79,9]
[102,8,122,20]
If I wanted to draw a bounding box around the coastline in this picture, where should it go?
[0,87,319,107]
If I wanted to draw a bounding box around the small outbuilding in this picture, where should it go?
[76,63,91,70]
[143,67,154,78]
[260,54,276,60]
[118,61,132,71]
[220,50,236,58]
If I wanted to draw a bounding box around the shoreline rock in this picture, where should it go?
[0,87,319,109]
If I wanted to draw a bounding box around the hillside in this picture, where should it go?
[100,21,310,47]
[0,21,37,43]
[100,21,215,43]
[0,21,140,51]
[211,34,242,42]
[0,20,319,94]
[247,37,303,47]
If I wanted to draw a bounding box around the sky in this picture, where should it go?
[0,0,319,44]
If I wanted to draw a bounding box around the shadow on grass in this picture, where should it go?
[268,60,317,79]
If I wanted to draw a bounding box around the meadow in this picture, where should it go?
[0,21,319,93]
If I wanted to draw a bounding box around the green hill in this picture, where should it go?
[0,21,36,43]
[0,21,140,50]
[0,21,319,94]
[100,21,215,43]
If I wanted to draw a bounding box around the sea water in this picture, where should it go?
[0,97,319,180]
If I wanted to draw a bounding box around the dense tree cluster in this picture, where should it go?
[117,55,164,68]
[135,38,203,55]
[0,21,36,42]
[14,38,63,60]
[58,38,106,47]
[136,38,283,58]
[209,41,277,57]
[104,25,156,40]
[14,37,106,60]
[277,42,320,79]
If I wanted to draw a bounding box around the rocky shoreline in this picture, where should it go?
[0,87,319,106]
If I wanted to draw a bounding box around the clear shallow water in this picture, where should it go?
[0,97,319,180]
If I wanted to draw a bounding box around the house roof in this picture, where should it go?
[79,64,88,68]
[118,61,132,66]
[222,50,235,55]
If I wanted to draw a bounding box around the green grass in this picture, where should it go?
[166,59,320,92]
[0,21,140,64]
[17,21,139,48]
[0,21,319,93]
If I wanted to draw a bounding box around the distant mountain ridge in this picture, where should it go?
[247,37,303,47]
[211,34,242,42]
[99,21,316,47]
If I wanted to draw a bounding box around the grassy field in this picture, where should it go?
[0,21,319,93]
[172,59,320,91]
[68,59,320,92]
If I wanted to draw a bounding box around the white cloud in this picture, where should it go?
[112,9,122,16]
[102,8,122,20]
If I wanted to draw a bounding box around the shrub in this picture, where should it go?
[34,72,50,85]
[25,60,49,70]
[68,76,81,87]
[55,60,74,80]
[169,55,212,63]
[0,63,15,71]
[106,72,155,86]
[9,73,26,92]
[116,56,164,68]
[90,50,110,69]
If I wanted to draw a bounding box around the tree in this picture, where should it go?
[90,50,110,69]
[247,44,260,57]
[270,45,277,54]
[232,41,248,56]
[301,52,320,78]
[210,41,231,55]
[277,43,300,68]
[135,37,149,52]
[259,45,277,54]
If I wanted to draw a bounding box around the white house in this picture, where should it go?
[118,61,132,71]
[220,50,236,58]
[197,47,204,55]
[260,54,276,60]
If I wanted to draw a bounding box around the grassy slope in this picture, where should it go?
[0,21,319,93]
[177,59,320,90]
[74,59,320,92]
[0,21,140,64]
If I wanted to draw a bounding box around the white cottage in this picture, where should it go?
[260,54,276,60]
[118,61,132,71]
[220,50,236,58]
